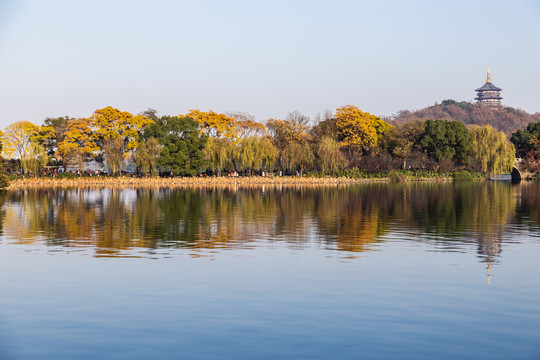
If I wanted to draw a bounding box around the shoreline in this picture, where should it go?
[6,175,460,189]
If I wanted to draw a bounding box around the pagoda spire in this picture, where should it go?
[487,65,491,83]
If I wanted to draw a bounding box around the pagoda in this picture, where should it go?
[475,67,502,107]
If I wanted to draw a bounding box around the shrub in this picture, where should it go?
[388,170,409,182]
[343,168,363,178]
[449,170,484,180]
[414,170,439,178]
[57,172,79,179]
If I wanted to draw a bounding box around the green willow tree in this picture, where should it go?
[102,136,124,175]
[470,125,515,175]
[283,141,315,176]
[21,141,48,177]
[235,137,256,175]
[316,136,347,174]
[266,113,313,174]
[234,136,278,175]
[134,137,162,176]
[203,137,234,176]
[255,137,278,173]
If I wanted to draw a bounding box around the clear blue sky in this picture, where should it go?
[0,0,539,128]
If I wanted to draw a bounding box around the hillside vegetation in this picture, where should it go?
[392,100,540,135]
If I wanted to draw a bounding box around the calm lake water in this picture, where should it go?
[0,182,539,360]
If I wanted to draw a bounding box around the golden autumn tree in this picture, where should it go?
[2,121,39,160]
[187,110,238,140]
[335,105,391,154]
[90,106,153,152]
[266,118,307,148]
[41,116,72,164]
[2,121,40,174]
[228,112,267,138]
[58,118,98,174]
[87,106,153,174]
[34,125,56,152]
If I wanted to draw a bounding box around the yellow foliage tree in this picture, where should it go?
[89,106,153,157]
[34,125,56,143]
[266,118,309,146]
[236,119,266,138]
[2,121,40,160]
[335,105,391,153]
[187,110,238,140]
[35,125,60,162]
[58,118,98,173]
[228,112,267,138]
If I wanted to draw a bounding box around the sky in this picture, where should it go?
[0,0,539,128]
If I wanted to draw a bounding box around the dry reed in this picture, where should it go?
[7,176,387,190]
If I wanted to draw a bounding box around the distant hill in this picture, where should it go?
[391,100,540,135]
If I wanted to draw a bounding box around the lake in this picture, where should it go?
[0,182,539,359]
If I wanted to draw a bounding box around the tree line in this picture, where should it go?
[0,104,532,179]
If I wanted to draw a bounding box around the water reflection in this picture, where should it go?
[1,182,539,261]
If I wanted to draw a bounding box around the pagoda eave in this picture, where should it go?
[475,96,502,100]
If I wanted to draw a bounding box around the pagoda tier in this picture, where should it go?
[475,69,502,107]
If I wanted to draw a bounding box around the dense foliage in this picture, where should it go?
[0,103,529,178]
[144,116,207,176]
[419,120,472,164]
[510,121,540,173]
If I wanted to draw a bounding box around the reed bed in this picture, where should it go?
[8,176,387,190]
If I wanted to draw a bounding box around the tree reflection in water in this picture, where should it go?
[0,182,538,262]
